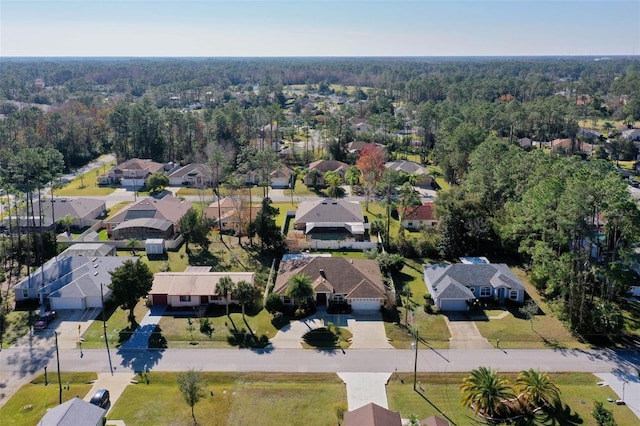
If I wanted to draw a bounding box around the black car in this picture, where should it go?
[33,320,48,331]
[38,310,57,323]
[89,389,110,408]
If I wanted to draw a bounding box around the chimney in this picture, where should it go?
[319,269,325,278]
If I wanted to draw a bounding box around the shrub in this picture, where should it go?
[199,318,213,338]
[592,400,617,426]
[265,293,284,313]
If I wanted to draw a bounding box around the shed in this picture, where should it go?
[145,238,166,255]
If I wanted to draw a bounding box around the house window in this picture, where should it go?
[407,222,413,227]
[479,287,492,297]
[22,289,29,298]
[179,295,191,302]
[209,295,220,301]
[283,296,291,304]
[333,295,345,303]
[509,290,519,300]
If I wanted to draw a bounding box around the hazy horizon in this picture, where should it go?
[2,1,639,57]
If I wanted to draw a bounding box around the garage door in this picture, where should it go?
[438,299,468,312]
[350,299,381,312]
[51,297,84,310]
[153,294,168,305]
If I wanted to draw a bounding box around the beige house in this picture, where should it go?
[202,197,260,233]
[103,196,193,237]
[304,160,349,187]
[98,158,165,186]
[149,270,255,307]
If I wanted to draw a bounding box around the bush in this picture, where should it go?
[264,293,284,313]
[592,400,617,426]
[327,303,352,314]
[199,318,213,338]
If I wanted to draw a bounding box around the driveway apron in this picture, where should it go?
[444,313,493,349]
[338,372,392,410]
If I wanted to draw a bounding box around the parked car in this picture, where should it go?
[38,310,57,323]
[33,320,48,331]
[89,389,110,408]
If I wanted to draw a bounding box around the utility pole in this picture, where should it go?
[101,283,114,375]
[54,331,62,404]
[413,330,419,391]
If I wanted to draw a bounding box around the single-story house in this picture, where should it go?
[104,196,193,237]
[304,160,350,187]
[578,128,603,140]
[14,255,136,309]
[343,402,402,426]
[202,197,260,233]
[400,202,437,230]
[148,271,255,307]
[270,166,294,188]
[1,198,105,232]
[98,158,166,186]
[167,163,212,187]
[59,243,116,257]
[350,118,371,134]
[38,397,106,426]
[384,160,434,187]
[273,257,388,311]
[294,198,366,241]
[423,263,526,311]
[346,141,385,155]
[621,128,640,141]
[551,138,593,156]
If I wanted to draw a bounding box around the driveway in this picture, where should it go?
[84,372,135,415]
[444,313,493,349]
[270,310,392,349]
[338,372,392,410]
[120,305,166,350]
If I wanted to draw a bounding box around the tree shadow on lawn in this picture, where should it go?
[530,401,583,426]
[187,249,221,269]
[116,318,139,347]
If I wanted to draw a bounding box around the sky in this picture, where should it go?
[1,0,639,57]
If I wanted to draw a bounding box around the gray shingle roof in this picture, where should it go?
[423,264,525,299]
[294,198,364,225]
[38,396,105,426]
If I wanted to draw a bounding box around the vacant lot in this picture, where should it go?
[387,372,638,426]
[109,372,347,426]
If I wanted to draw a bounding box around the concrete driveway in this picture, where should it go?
[338,372,392,410]
[84,372,135,415]
[444,313,493,349]
[270,311,392,349]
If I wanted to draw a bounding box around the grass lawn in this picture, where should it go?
[0,373,96,426]
[426,165,450,192]
[270,201,299,228]
[620,300,640,341]
[109,372,347,426]
[81,299,150,349]
[473,269,589,350]
[154,306,278,349]
[1,309,33,347]
[55,159,116,196]
[387,372,638,426]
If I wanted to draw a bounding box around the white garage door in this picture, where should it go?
[350,299,381,312]
[50,298,84,310]
[438,299,468,312]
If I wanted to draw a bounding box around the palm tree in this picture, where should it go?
[58,214,76,236]
[305,169,322,191]
[460,366,515,419]
[325,171,345,198]
[515,369,561,410]
[286,273,314,306]
[126,237,139,256]
[344,166,361,189]
[216,276,235,316]
[234,280,255,320]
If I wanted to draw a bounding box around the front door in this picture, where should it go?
[316,292,327,306]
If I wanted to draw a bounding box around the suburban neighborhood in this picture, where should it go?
[1,54,640,426]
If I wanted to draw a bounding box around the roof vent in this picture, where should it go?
[94,271,99,276]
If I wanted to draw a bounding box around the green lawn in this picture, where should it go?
[109,372,347,426]
[473,269,589,350]
[270,201,299,229]
[387,372,638,426]
[0,373,96,426]
[154,306,277,349]
[104,201,132,220]
[1,309,33,348]
[55,159,116,196]
[81,299,150,349]
[426,165,450,192]
[283,183,317,197]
